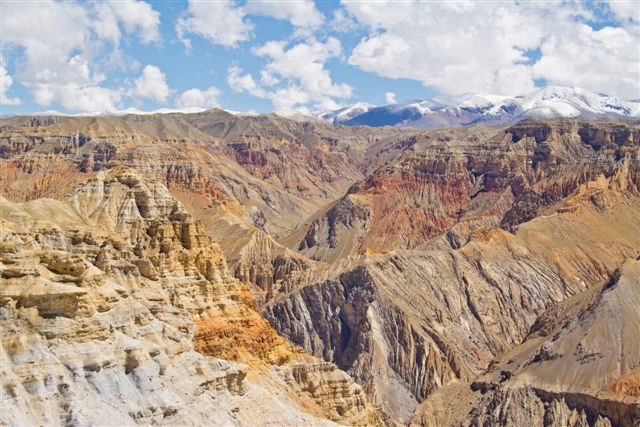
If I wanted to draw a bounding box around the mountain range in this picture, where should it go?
[1,110,639,426]
[316,86,640,129]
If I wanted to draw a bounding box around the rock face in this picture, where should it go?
[2,113,639,426]
[295,119,640,262]
[0,167,379,426]
[279,362,379,425]
[298,195,373,263]
[410,258,640,427]
[0,110,406,236]
[265,164,640,423]
[0,111,411,299]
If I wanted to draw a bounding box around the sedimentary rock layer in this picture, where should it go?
[410,258,640,427]
[0,168,379,426]
[265,169,640,423]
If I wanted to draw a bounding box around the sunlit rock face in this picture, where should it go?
[264,120,640,423]
[410,258,640,427]
[0,167,380,426]
[1,113,639,426]
[296,119,640,261]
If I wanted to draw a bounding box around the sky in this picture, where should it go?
[1,0,639,115]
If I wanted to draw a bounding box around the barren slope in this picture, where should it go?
[294,119,639,262]
[2,113,639,426]
[265,166,640,423]
[410,258,640,427]
[0,168,380,426]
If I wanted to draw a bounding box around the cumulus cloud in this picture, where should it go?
[176,0,325,49]
[533,24,640,98]
[606,0,640,22]
[94,0,161,45]
[228,65,267,98]
[330,8,358,33]
[177,0,252,48]
[345,2,542,95]
[176,87,221,109]
[134,65,170,102]
[0,0,162,112]
[343,1,639,98]
[245,0,323,29]
[30,83,122,112]
[384,91,396,104]
[228,37,352,113]
[1,65,20,105]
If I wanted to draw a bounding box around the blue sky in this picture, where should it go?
[1,0,638,115]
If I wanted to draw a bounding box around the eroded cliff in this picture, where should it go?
[2,114,639,426]
[0,167,379,426]
[410,258,640,427]
[265,166,640,423]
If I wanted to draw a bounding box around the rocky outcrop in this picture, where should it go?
[278,362,381,426]
[0,168,379,426]
[410,258,640,427]
[0,111,405,236]
[293,119,640,262]
[298,195,373,263]
[0,111,407,300]
[265,174,640,423]
[3,113,639,426]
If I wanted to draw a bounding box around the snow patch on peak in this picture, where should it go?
[460,94,510,110]
[498,86,640,118]
[315,102,377,123]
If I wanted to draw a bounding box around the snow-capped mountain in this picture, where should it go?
[315,102,377,123]
[319,86,640,129]
[484,86,639,120]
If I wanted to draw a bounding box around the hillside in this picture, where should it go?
[1,113,639,426]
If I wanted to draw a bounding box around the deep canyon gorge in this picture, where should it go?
[1,111,639,426]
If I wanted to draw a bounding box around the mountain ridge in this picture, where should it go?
[317,86,640,129]
[1,112,639,426]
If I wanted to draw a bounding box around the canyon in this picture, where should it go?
[1,112,638,426]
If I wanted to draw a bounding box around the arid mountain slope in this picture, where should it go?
[0,168,380,426]
[410,258,640,427]
[0,111,413,298]
[0,111,409,236]
[265,167,640,423]
[295,120,639,262]
[2,113,639,426]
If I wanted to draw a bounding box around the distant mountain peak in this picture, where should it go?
[314,101,377,123]
[317,86,640,129]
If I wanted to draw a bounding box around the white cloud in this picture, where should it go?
[177,0,252,48]
[330,8,358,33]
[135,65,170,102]
[94,0,161,45]
[176,0,324,49]
[1,65,20,105]
[28,83,122,112]
[0,0,162,112]
[245,0,323,28]
[606,1,640,22]
[345,2,542,95]
[228,65,267,98]
[1,1,90,77]
[384,91,396,104]
[343,1,639,98]
[21,54,123,112]
[176,87,221,109]
[254,37,350,99]
[227,37,352,113]
[533,24,640,98]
